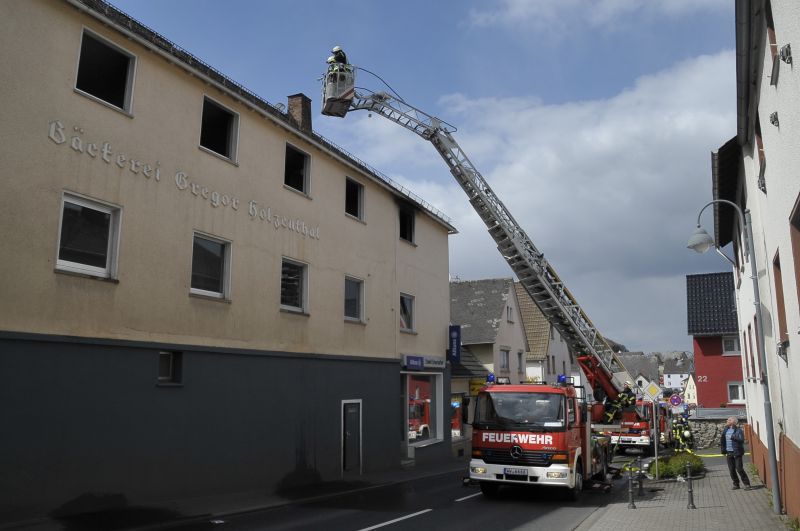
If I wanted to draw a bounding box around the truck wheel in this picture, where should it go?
[480,482,499,498]
[567,460,583,501]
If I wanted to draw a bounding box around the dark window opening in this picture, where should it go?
[200,98,236,158]
[158,351,182,383]
[191,235,226,295]
[399,206,415,243]
[59,201,111,268]
[345,178,363,219]
[284,145,309,192]
[281,259,305,309]
[76,32,132,110]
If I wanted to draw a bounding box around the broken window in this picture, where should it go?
[200,97,238,160]
[75,31,134,111]
[284,144,310,193]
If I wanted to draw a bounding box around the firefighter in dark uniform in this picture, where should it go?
[604,381,636,422]
[331,45,348,64]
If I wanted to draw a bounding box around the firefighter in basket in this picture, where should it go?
[603,381,636,423]
[672,415,694,452]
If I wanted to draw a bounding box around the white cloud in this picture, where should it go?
[467,0,729,32]
[319,50,736,351]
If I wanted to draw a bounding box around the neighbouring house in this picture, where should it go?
[663,353,693,392]
[513,282,574,386]
[686,273,744,408]
[707,1,800,518]
[683,375,698,407]
[617,352,659,397]
[450,278,527,384]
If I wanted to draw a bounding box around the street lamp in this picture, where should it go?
[688,199,782,515]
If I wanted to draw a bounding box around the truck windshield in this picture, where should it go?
[474,392,565,431]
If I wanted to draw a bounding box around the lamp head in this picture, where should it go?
[687,226,715,254]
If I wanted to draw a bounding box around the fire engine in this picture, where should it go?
[321,55,660,498]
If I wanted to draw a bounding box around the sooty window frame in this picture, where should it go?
[284,143,311,195]
[199,96,239,161]
[75,29,136,113]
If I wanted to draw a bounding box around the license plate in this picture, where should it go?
[504,468,528,476]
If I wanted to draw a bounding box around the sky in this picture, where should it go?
[111,0,737,353]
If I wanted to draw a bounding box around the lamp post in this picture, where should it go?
[688,199,782,515]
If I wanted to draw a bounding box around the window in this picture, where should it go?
[284,144,310,193]
[506,305,514,322]
[722,335,741,355]
[499,349,509,370]
[200,97,238,160]
[75,31,135,111]
[728,382,745,404]
[190,233,230,298]
[790,195,800,312]
[399,205,415,243]
[773,251,789,346]
[345,178,364,220]
[158,351,182,384]
[406,373,439,442]
[756,115,767,194]
[344,276,363,321]
[400,293,414,331]
[281,258,307,312]
[56,193,121,278]
[517,351,524,374]
[748,324,756,379]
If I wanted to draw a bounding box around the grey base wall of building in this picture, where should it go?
[0,332,440,523]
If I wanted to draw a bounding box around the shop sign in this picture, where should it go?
[404,355,423,371]
[448,325,461,363]
[423,357,445,369]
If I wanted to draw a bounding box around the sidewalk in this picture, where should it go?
[575,455,787,531]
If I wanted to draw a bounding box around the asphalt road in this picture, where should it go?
[161,458,639,531]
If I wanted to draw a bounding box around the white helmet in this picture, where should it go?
[327,56,335,63]
[332,45,342,53]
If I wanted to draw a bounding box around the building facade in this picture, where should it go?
[0,0,456,522]
[709,0,800,519]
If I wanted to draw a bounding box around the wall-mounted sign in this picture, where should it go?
[448,325,461,364]
[404,355,423,371]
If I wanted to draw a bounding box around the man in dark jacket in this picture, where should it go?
[720,416,751,490]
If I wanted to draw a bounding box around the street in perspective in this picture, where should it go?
[1,1,799,531]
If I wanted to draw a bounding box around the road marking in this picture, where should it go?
[455,492,483,502]
[695,452,751,458]
[356,509,433,531]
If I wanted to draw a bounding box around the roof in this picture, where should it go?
[513,282,550,361]
[664,355,693,375]
[616,352,659,384]
[686,272,739,336]
[70,0,456,234]
[450,279,513,345]
[450,345,490,379]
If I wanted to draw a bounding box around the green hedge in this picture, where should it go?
[660,453,705,478]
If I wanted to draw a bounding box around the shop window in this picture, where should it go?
[345,178,364,220]
[158,351,182,384]
[284,144,310,193]
[407,373,438,442]
[281,258,307,312]
[344,276,363,321]
[400,293,414,331]
[200,97,238,160]
[56,193,121,278]
[75,31,135,111]
[190,233,230,299]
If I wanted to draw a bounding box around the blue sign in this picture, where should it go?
[448,325,461,364]
[405,355,423,371]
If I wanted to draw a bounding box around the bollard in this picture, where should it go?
[637,456,645,496]
[686,462,696,509]
[627,467,637,509]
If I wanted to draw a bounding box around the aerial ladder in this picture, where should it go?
[321,60,636,418]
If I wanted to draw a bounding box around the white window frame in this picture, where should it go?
[284,142,311,195]
[56,192,122,279]
[280,257,308,313]
[190,232,232,299]
[517,351,525,374]
[400,293,415,332]
[507,305,514,322]
[403,371,443,446]
[345,177,364,221]
[74,28,137,114]
[344,275,365,322]
[199,95,240,162]
[722,335,741,355]
[727,381,746,404]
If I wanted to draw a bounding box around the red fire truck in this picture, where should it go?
[468,380,611,499]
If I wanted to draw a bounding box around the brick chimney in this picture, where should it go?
[287,93,312,133]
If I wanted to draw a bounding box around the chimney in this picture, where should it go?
[287,93,312,133]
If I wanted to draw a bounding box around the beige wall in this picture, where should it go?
[0,0,451,360]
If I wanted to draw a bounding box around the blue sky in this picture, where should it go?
[112,0,737,353]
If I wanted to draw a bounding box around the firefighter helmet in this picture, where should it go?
[332,45,343,53]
